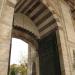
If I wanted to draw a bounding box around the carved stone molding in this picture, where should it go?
[7,0,17,7]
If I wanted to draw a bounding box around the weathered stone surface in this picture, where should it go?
[0,0,3,9]
[0,0,75,75]
[14,13,40,38]
[0,62,8,75]
[8,0,17,6]
[0,0,15,75]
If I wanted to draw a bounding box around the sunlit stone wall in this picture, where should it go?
[0,0,4,16]
[0,0,16,75]
[0,1,3,9]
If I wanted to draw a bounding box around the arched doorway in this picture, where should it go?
[38,31,61,75]
[10,38,28,75]
[0,0,74,75]
[11,20,39,75]
[12,0,61,75]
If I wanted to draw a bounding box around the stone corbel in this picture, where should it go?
[7,0,18,8]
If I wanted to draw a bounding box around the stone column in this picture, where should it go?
[30,45,36,75]
[0,0,16,75]
[35,53,40,75]
[28,46,32,75]
[56,1,75,75]
[28,45,39,75]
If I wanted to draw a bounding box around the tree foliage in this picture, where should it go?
[10,64,18,75]
[10,63,27,75]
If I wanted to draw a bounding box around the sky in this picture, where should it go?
[10,38,28,65]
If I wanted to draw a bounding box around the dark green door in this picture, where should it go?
[38,32,61,75]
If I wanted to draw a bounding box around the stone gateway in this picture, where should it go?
[0,0,75,75]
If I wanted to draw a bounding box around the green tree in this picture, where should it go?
[10,64,18,75]
[19,55,28,75]
[18,63,27,75]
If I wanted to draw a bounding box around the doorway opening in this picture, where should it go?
[38,32,61,75]
[9,38,28,75]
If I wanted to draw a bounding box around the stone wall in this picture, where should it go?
[0,0,16,75]
[0,0,4,16]
[42,0,75,75]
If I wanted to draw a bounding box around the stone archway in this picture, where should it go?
[13,0,61,75]
[12,25,39,75]
[0,0,75,75]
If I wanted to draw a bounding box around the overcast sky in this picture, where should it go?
[10,38,28,65]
